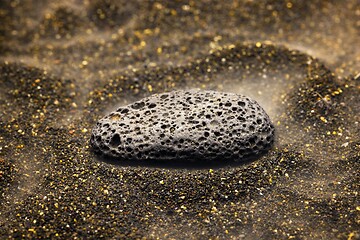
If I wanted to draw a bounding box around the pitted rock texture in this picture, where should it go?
[90,90,275,161]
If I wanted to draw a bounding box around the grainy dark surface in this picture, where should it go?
[0,0,359,239]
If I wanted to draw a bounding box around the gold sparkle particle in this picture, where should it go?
[182,5,190,11]
[143,28,153,35]
[332,88,342,95]
[348,232,358,240]
[320,116,328,123]
[147,84,153,92]
[269,177,273,184]
[109,114,121,121]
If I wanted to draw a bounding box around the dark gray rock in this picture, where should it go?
[90,90,275,161]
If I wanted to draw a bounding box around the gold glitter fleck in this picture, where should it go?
[320,116,328,123]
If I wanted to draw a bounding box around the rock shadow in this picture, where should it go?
[91,148,271,170]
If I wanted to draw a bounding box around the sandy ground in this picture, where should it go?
[0,0,359,239]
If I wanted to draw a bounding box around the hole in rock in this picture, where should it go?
[148,103,157,108]
[109,134,121,147]
[131,102,145,109]
[238,101,245,107]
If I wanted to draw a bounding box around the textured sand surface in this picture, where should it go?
[0,1,359,239]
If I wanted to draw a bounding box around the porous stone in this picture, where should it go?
[90,90,275,161]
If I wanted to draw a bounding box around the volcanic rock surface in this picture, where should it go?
[91,90,275,161]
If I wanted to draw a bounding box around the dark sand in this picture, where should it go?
[0,0,359,239]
